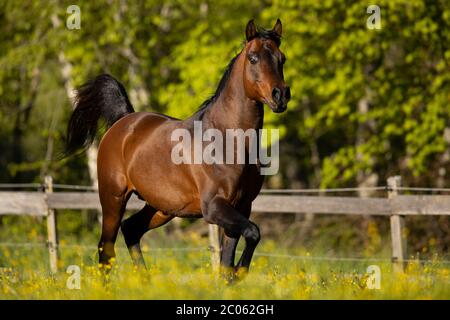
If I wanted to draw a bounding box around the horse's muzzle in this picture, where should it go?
[271,86,290,113]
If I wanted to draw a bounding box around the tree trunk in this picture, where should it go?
[356,90,378,198]
[51,14,100,224]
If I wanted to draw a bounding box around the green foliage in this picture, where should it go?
[1,0,449,187]
[264,0,450,187]
[0,2,449,264]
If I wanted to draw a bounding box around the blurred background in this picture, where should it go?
[0,0,449,259]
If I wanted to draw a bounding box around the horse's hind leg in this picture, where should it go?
[98,188,130,271]
[121,204,173,269]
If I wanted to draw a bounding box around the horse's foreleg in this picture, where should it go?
[221,233,239,267]
[203,197,260,278]
[234,236,259,273]
[121,204,173,269]
[220,232,239,281]
[233,202,257,275]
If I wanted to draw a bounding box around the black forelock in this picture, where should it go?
[247,26,281,47]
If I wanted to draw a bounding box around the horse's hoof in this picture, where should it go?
[232,267,249,282]
[219,267,236,285]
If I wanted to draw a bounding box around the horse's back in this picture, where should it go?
[97,112,178,187]
[99,111,175,155]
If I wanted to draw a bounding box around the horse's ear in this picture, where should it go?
[246,19,257,41]
[273,18,282,37]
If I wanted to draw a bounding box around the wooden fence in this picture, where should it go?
[1,176,449,273]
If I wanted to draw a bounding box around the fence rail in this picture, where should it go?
[0,176,449,273]
[4,192,450,216]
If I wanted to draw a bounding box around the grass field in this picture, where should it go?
[1,240,449,299]
[0,214,448,299]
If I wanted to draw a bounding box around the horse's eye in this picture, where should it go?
[248,54,259,64]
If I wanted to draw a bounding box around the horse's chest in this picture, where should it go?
[229,163,263,206]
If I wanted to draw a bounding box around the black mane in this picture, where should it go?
[192,55,238,120]
[192,27,281,121]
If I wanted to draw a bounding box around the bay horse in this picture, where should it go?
[65,19,290,278]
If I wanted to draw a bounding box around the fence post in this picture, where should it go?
[44,175,58,274]
[208,224,221,272]
[387,176,406,272]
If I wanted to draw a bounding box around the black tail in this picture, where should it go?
[65,74,134,155]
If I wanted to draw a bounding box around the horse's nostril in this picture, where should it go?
[285,87,291,101]
[272,88,281,103]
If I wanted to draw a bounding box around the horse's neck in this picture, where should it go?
[206,98,263,132]
[204,55,264,131]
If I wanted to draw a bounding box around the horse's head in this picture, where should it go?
[242,19,290,113]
